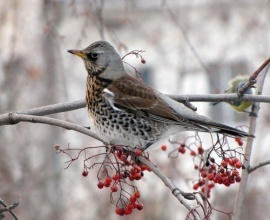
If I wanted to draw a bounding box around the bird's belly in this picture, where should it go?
[88,105,174,148]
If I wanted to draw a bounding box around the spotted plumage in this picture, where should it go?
[68,41,253,150]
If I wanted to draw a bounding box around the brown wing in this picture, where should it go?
[104,75,253,137]
[105,75,189,124]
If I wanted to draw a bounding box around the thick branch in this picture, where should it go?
[0,113,102,142]
[0,94,269,122]
[139,157,201,220]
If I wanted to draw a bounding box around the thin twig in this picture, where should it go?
[237,58,270,96]
[0,198,20,220]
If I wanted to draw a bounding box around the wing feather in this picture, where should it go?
[104,75,208,131]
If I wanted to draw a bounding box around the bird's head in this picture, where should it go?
[68,41,126,80]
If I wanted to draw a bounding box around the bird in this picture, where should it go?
[211,75,257,112]
[68,41,254,150]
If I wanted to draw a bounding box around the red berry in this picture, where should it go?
[198,146,204,155]
[97,182,104,189]
[104,177,112,187]
[221,160,228,168]
[111,185,118,192]
[115,208,124,216]
[141,165,148,171]
[104,181,111,187]
[232,170,239,176]
[135,149,142,156]
[238,140,243,146]
[125,160,131,166]
[229,176,235,184]
[235,136,242,142]
[127,203,135,210]
[193,182,200,190]
[219,168,225,173]
[194,165,199,170]
[141,59,146,64]
[105,177,112,183]
[137,203,144,210]
[82,170,88,177]
[134,173,142,180]
[130,167,137,176]
[178,147,186,154]
[112,174,119,181]
[130,196,137,203]
[208,183,215,189]
[135,165,142,173]
[211,164,217,170]
[190,150,196,156]
[120,154,127,161]
[235,161,242,169]
[124,208,132,215]
[161,145,167,151]
[201,171,207,178]
[235,176,241,182]
[207,173,215,180]
[134,191,141,198]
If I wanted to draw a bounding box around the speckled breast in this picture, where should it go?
[85,76,167,147]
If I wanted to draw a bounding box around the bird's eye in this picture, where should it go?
[87,52,99,61]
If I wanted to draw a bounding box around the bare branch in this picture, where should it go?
[1,94,269,121]
[18,99,85,116]
[248,160,270,173]
[237,58,270,96]
[139,157,202,220]
[0,198,20,220]
[232,59,269,220]
[0,113,103,142]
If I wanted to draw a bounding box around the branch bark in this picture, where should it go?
[232,62,269,220]
[0,113,102,142]
[139,157,202,220]
[0,94,269,123]
[248,160,270,173]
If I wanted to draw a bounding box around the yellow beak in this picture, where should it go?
[68,50,87,59]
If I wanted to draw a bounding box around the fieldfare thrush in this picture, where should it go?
[68,41,253,150]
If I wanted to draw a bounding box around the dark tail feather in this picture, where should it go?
[206,121,254,138]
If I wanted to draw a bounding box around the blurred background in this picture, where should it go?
[0,0,270,219]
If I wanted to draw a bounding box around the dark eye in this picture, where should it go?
[87,52,99,61]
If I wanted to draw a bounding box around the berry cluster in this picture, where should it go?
[95,147,151,216]
[165,135,246,198]
[55,144,151,216]
[193,156,243,197]
[115,191,143,216]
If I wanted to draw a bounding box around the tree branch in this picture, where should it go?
[0,94,269,123]
[139,157,202,220]
[0,113,102,142]
[232,60,269,220]
[248,160,270,173]
[0,198,20,220]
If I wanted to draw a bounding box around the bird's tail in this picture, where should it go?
[203,121,254,138]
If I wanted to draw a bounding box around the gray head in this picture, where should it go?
[68,41,126,80]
